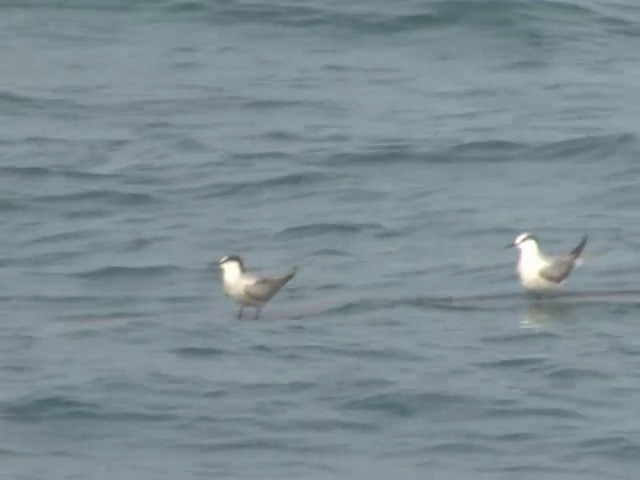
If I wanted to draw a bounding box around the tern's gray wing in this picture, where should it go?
[538,256,576,284]
[244,268,297,303]
[539,235,588,284]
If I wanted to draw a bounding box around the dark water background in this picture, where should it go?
[2,0,640,478]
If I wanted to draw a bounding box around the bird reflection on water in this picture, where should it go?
[521,301,577,330]
[426,289,640,330]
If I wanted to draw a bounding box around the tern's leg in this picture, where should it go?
[237,306,244,319]
[254,307,261,320]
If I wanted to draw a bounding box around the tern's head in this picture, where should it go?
[509,232,540,252]
[217,255,245,276]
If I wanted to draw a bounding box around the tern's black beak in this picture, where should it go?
[504,242,515,249]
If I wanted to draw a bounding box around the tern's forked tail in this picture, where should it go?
[283,266,297,283]
[571,235,588,258]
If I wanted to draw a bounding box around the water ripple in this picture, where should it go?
[276,222,387,239]
[192,172,331,199]
[172,346,227,358]
[32,189,161,206]
[73,265,180,280]
[342,390,479,419]
[3,396,103,422]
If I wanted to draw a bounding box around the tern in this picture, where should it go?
[217,255,297,319]
[507,233,588,294]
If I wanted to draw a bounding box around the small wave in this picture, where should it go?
[276,222,386,239]
[229,151,293,162]
[476,356,548,370]
[0,165,120,181]
[584,182,640,210]
[325,139,529,167]
[162,0,521,35]
[0,198,25,212]
[194,172,330,199]
[325,142,423,166]
[342,390,477,418]
[173,346,226,358]
[425,441,499,455]
[319,299,377,316]
[9,250,80,267]
[19,295,111,304]
[533,133,636,162]
[58,313,147,324]
[33,189,161,206]
[173,137,209,153]
[310,248,351,257]
[286,417,378,434]
[481,330,560,344]
[242,98,335,111]
[259,130,302,142]
[546,367,609,381]
[15,296,149,313]
[0,166,52,177]
[446,140,527,161]
[3,394,176,423]
[3,395,102,422]
[0,91,65,110]
[74,265,180,280]
[576,435,639,460]
[161,0,629,38]
[0,91,39,107]
[116,237,166,253]
[164,0,207,13]
[484,406,585,420]
[391,295,498,312]
[27,229,99,246]
[0,91,87,117]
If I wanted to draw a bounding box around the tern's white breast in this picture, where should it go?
[222,273,263,306]
[517,252,559,292]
